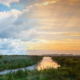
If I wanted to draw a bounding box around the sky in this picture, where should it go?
[0,0,80,55]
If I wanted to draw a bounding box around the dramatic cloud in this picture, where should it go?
[0,0,80,55]
[14,0,80,32]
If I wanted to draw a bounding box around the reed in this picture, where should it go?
[0,56,80,80]
[0,55,43,71]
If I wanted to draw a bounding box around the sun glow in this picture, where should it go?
[42,1,56,5]
[26,39,80,51]
[42,2,49,5]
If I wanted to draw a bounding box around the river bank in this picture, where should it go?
[0,55,43,71]
[0,57,60,75]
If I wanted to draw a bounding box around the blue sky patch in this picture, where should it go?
[0,4,11,12]
[11,3,25,11]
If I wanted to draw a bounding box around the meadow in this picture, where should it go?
[0,55,80,80]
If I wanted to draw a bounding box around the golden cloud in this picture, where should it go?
[37,32,80,36]
[26,39,80,50]
[41,0,57,5]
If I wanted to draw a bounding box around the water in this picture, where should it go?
[0,57,60,75]
[37,57,60,70]
[0,65,36,75]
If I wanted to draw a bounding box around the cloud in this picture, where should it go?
[0,38,26,55]
[0,9,38,40]
[0,0,80,42]
[61,33,80,36]
[37,32,80,36]
[15,0,80,31]
[0,0,80,55]
[0,9,22,19]
[41,0,56,5]
[26,39,80,51]
[1,1,79,41]
[0,0,19,7]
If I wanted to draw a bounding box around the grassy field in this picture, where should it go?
[0,56,80,80]
[0,55,43,71]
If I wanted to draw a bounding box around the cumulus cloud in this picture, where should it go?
[0,0,19,7]
[0,9,22,20]
[0,9,37,40]
[0,38,26,55]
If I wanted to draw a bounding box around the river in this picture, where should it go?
[0,57,60,75]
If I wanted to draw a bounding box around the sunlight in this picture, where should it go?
[42,2,49,5]
[42,1,56,5]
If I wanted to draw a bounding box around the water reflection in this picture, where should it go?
[37,57,60,70]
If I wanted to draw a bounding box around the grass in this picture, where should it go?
[0,55,43,71]
[0,56,80,80]
[1,67,80,80]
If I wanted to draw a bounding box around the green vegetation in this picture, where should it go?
[0,55,42,71]
[0,56,80,80]
[52,56,80,80]
[52,56,80,69]
[0,54,3,59]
